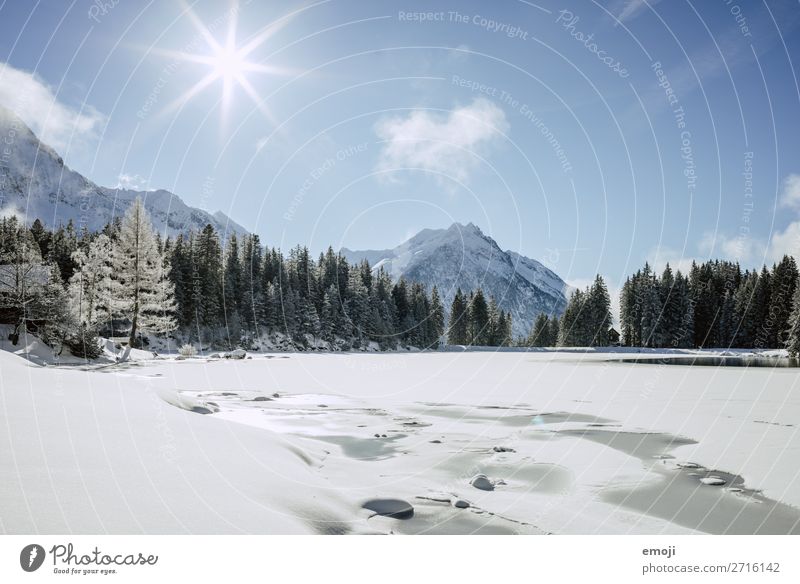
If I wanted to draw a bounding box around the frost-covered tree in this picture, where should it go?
[767,256,798,347]
[786,276,800,358]
[111,198,177,346]
[68,234,113,328]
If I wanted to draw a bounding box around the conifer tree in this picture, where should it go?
[68,234,113,329]
[528,313,550,347]
[588,274,612,346]
[428,286,445,347]
[468,289,490,345]
[447,288,468,345]
[786,276,800,358]
[111,198,177,346]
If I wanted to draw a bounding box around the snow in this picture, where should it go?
[1,346,799,534]
[700,477,727,486]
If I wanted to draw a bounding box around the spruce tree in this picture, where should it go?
[528,313,550,347]
[785,276,800,358]
[428,286,445,347]
[767,256,798,347]
[468,289,490,345]
[447,288,468,345]
[588,274,612,346]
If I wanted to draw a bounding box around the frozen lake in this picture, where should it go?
[1,349,799,534]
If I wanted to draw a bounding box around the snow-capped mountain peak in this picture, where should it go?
[341,223,569,337]
[0,104,247,238]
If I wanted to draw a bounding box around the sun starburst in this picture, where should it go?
[152,1,296,127]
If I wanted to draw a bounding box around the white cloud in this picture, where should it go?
[374,98,509,187]
[646,245,699,275]
[780,174,800,210]
[768,221,800,263]
[698,231,767,266]
[116,173,150,191]
[0,62,104,153]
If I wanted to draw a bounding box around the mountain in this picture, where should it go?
[341,223,570,338]
[0,105,247,238]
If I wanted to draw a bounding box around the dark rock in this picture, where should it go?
[362,498,414,520]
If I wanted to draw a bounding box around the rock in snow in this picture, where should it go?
[453,499,471,509]
[362,498,414,519]
[493,445,515,453]
[470,474,495,491]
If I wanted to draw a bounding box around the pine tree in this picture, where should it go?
[657,265,678,347]
[468,289,490,345]
[718,290,736,347]
[639,268,660,347]
[619,276,635,346]
[195,224,224,330]
[486,296,500,346]
[47,220,78,282]
[786,275,800,358]
[528,313,550,347]
[588,274,612,346]
[447,288,468,345]
[37,268,75,351]
[559,289,585,347]
[673,271,694,348]
[222,234,243,346]
[766,256,798,347]
[240,234,263,332]
[428,286,445,348]
[733,270,758,347]
[111,198,177,347]
[0,227,46,343]
[752,267,772,349]
[548,315,561,347]
[319,290,335,343]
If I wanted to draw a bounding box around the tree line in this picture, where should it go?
[2,199,800,358]
[523,275,613,348]
[0,198,448,355]
[445,288,514,346]
[619,258,800,353]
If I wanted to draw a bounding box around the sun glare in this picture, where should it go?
[211,46,247,82]
[153,1,297,126]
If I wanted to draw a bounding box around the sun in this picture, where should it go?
[152,1,296,125]
[211,46,247,82]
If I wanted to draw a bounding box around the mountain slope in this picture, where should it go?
[0,105,246,237]
[341,223,570,338]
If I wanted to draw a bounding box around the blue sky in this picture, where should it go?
[2,0,800,293]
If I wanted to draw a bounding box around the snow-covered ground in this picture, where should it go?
[1,346,798,534]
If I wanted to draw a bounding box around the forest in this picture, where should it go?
[1,197,799,358]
